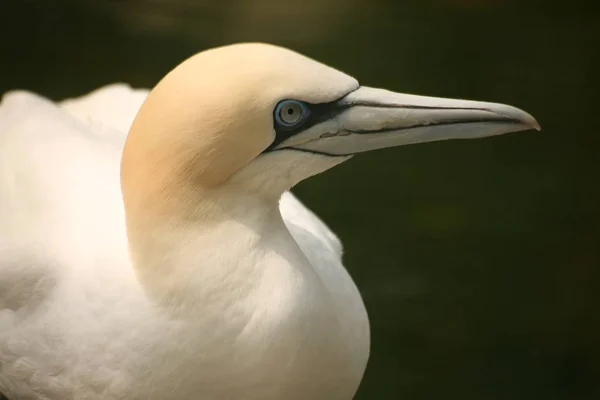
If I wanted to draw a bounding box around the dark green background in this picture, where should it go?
[2,1,599,399]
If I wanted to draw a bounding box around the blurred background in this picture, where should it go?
[1,0,599,399]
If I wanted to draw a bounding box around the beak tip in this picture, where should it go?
[506,106,540,132]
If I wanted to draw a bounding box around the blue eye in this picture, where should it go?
[274,100,310,128]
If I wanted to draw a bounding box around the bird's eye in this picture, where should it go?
[274,100,309,128]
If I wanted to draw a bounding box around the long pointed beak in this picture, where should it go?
[291,86,540,156]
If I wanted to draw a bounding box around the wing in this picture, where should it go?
[280,192,343,260]
[59,83,149,135]
[0,90,127,316]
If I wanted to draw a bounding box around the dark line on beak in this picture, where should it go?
[278,147,351,157]
[344,118,523,135]
[337,102,495,112]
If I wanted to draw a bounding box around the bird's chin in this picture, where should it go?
[229,149,351,198]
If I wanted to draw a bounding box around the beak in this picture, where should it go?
[287,86,540,156]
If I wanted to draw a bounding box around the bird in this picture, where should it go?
[0,43,539,400]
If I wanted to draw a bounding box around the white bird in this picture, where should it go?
[0,43,539,400]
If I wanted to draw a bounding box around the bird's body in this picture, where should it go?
[0,43,538,399]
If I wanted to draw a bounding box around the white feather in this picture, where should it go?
[0,85,369,400]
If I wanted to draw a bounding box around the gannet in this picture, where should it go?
[0,43,539,400]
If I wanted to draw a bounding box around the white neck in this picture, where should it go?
[127,190,318,315]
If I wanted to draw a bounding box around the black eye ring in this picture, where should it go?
[274,100,310,129]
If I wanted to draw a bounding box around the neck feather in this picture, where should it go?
[124,188,314,314]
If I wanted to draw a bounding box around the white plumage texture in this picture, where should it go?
[0,83,368,399]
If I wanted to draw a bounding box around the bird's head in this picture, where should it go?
[121,43,539,223]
